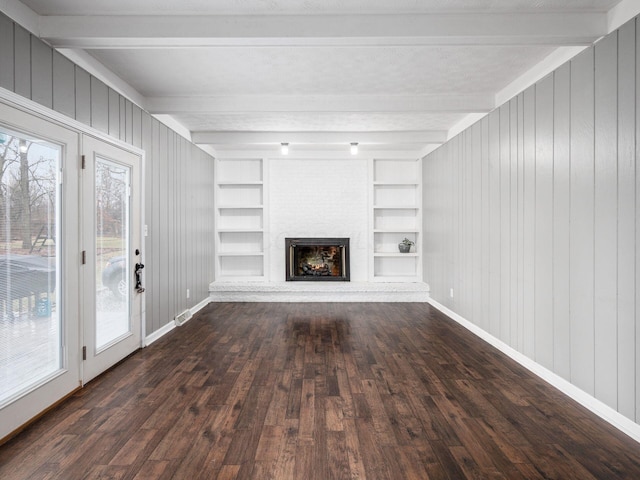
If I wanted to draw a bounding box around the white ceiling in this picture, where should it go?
[7,0,637,154]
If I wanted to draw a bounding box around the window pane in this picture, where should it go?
[95,158,130,350]
[0,127,61,405]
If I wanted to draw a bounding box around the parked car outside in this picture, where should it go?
[101,255,127,299]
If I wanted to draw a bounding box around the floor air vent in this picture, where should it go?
[175,310,192,326]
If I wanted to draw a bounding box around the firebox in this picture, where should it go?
[286,238,350,281]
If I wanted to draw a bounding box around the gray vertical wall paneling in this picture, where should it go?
[179,138,186,312]
[445,139,453,307]
[0,14,14,91]
[488,110,501,338]
[453,135,462,315]
[553,63,572,381]
[90,77,108,134]
[441,147,448,299]
[429,149,440,298]
[617,19,636,421]
[52,51,75,118]
[30,36,52,109]
[14,24,30,99]
[458,134,468,318]
[481,120,490,330]
[422,16,640,426]
[594,33,619,409]
[423,160,430,290]
[451,129,460,312]
[425,152,432,291]
[509,98,519,348]
[636,16,640,422]
[141,112,153,333]
[523,86,536,360]
[474,121,486,330]
[108,88,119,138]
[569,48,595,395]
[517,93,525,352]
[534,74,554,371]
[132,105,142,148]
[436,148,445,300]
[182,140,189,310]
[74,67,91,125]
[201,150,207,298]
[124,100,133,145]
[168,130,176,320]
[158,124,169,331]
[119,96,126,141]
[499,103,511,344]
[150,119,161,333]
[186,146,193,297]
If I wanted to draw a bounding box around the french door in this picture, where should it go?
[0,100,144,441]
[81,136,142,383]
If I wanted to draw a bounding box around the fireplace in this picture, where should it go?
[286,238,350,281]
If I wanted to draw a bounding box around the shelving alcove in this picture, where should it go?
[371,158,422,282]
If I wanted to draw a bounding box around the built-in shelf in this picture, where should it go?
[215,158,266,281]
[371,159,422,282]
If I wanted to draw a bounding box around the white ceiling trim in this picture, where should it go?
[191,130,447,145]
[38,13,607,48]
[147,94,494,115]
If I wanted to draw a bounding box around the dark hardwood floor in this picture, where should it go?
[1,302,639,479]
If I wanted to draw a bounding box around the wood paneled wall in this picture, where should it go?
[0,12,215,336]
[423,17,640,424]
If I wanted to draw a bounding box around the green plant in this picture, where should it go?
[401,237,414,246]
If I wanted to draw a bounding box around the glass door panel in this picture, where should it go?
[95,158,130,350]
[0,127,61,406]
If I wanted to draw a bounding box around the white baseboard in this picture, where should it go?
[144,320,176,346]
[144,296,212,345]
[428,298,640,445]
[191,296,212,316]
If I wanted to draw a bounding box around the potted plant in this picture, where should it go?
[398,237,414,253]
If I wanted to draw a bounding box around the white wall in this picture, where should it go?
[267,158,369,281]
[423,17,640,425]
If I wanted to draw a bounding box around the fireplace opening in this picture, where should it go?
[286,238,350,281]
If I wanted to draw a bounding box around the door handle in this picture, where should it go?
[134,262,145,293]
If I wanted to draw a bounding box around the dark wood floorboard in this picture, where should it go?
[1,302,640,479]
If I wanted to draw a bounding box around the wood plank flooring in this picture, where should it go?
[1,302,639,479]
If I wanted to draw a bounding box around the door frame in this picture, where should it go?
[81,134,144,384]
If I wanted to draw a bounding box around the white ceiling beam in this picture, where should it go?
[0,0,40,35]
[607,0,640,33]
[38,13,606,48]
[147,94,494,115]
[191,130,447,145]
[57,48,147,109]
